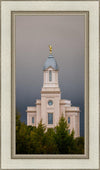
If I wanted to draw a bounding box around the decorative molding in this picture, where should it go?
[41,91,61,94]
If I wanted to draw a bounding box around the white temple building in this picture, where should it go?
[26,46,80,137]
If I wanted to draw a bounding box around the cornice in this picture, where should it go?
[41,91,61,94]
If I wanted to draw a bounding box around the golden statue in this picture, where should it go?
[49,45,52,54]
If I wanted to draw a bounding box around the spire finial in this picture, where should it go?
[49,45,52,54]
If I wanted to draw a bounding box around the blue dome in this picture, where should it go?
[43,55,59,71]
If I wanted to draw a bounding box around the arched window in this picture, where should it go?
[49,70,52,81]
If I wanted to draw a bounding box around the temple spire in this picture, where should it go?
[43,46,58,71]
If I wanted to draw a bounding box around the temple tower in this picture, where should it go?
[40,45,61,127]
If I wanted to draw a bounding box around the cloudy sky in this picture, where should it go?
[16,15,85,136]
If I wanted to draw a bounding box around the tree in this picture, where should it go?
[16,112,84,154]
[74,137,84,154]
[30,120,46,154]
[16,112,35,154]
[44,128,59,154]
[54,115,75,154]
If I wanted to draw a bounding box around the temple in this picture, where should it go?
[26,46,80,137]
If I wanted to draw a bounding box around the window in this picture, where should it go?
[48,113,53,124]
[68,117,70,124]
[48,100,53,106]
[49,70,52,81]
[32,117,34,124]
[68,129,70,134]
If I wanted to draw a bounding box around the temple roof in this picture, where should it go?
[43,54,58,71]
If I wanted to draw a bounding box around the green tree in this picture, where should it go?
[30,120,46,154]
[16,112,35,154]
[16,112,21,130]
[44,128,59,154]
[74,137,84,154]
[16,112,84,154]
[54,115,75,154]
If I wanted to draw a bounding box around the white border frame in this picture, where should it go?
[11,10,89,160]
[1,1,99,169]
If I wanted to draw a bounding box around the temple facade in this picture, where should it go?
[26,46,80,137]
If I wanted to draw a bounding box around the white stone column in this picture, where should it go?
[36,104,41,126]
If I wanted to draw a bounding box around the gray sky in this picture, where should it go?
[16,15,85,136]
